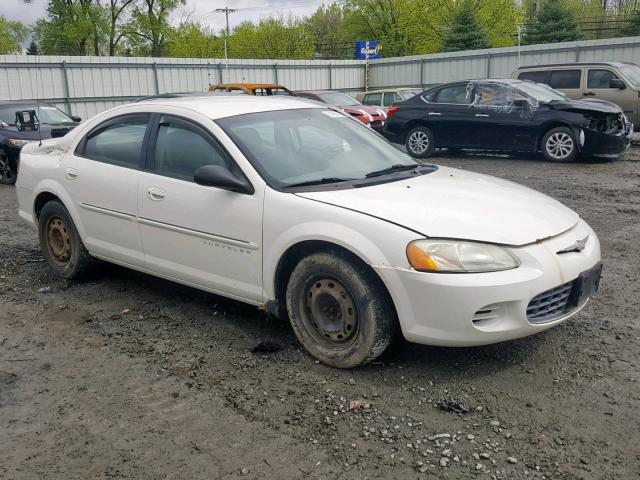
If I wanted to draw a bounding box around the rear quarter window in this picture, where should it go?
[517,71,548,84]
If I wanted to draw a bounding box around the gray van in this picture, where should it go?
[512,62,640,124]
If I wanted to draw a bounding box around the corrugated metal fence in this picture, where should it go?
[1,36,639,118]
[0,57,365,119]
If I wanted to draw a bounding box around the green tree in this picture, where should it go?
[26,38,40,55]
[125,0,185,56]
[0,16,29,54]
[305,3,350,58]
[622,10,640,35]
[524,0,583,45]
[167,23,224,58]
[106,0,136,55]
[230,16,315,60]
[441,1,491,51]
[32,0,107,55]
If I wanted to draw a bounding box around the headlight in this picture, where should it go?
[406,239,520,273]
[8,139,31,147]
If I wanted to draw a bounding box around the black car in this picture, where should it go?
[0,101,80,184]
[383,79,633,161]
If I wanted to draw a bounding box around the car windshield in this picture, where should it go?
[514,82,569,102]
[217,108,419,188]
[0,103,75,125]
[618,64,640,88]
[317,92,361,107]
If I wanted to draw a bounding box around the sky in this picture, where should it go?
[0,0,323,32]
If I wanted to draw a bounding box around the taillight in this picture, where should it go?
[387,106,400,118]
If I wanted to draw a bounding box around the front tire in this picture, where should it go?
[541,127,578,162]
[38,200,92,279]
[405,126,435,159]
[0,152,16,185]
[285,250,396,368]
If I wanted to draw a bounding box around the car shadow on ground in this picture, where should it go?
[77,259,548,380]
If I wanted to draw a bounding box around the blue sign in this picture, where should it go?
[355,40,381,60]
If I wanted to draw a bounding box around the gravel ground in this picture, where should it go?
[1,149,639,480]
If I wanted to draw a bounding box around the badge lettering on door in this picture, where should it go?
[202,240,253,255]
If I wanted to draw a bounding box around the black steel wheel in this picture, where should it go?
[38,200,92,278]
[286,249,396,368]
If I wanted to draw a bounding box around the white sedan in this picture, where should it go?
[15,95,602,368]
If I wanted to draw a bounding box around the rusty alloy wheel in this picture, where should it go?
[46,217,72,266]
[303,278,359,344]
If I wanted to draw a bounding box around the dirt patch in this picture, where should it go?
[1,150,639,479]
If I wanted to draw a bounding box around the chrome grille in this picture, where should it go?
[526,281,575,324]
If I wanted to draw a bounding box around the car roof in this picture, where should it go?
[295,90,339,95]
[137,95,325,119]
[359,87,421,94]
[516,62,636,70]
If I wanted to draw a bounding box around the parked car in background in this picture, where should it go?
[512,62,640,125]
[355,88,422,110]
[208,83,293,96]
[293,90,387,131]
[0,101,80,185]
[384,79,632,161]
[15,95,603,368]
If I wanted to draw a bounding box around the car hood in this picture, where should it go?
[295,166,578,246]
[547,98,622,114]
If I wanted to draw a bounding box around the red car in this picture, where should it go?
[294,90,387,131]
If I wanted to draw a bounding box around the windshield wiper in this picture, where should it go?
[285,177,356,188]
[365,164,419,178]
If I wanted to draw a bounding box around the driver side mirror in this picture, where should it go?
[609,78,626,89]
[71,115,82,122]
[194,165,254,194]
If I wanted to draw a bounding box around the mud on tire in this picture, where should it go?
[285,249,397,368]
[38,200,92,279]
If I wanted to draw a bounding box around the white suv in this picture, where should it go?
[16,95,601,368]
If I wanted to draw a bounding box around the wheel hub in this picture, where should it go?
[408,131,429,154]
[546,132,574,159]
[305,279,357,343]
[47,217,72,264]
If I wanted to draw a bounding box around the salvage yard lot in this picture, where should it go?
[1,151,639,479]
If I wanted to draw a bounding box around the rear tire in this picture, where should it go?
[541,127,578,162]
[0,152,16,185]
[405,126,435,159]
[285,250,396,368]
[38,200,92,279]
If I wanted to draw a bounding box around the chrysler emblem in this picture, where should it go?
[557,235,589,254]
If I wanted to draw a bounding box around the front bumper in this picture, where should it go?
[374,219,601,347]
[581,121,633,158]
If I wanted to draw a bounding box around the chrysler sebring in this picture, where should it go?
[15,95,602,368]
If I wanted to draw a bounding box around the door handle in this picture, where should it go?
[147,187,166,201]
[583,92,595,96]
[65,168,78,180]
[428,112,442,116]
[474,113,490,117]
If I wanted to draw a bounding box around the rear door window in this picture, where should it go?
[587,69,619,88]
[78,114,148,168]
[382,92,402,107]
[363,93,382,106]
[517,71,548,84]
[434,84,470,104]
[549,70,581,89]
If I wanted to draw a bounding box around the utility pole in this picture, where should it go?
[214,7,236,83]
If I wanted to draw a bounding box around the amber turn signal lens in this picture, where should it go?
[406,243,439,272]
